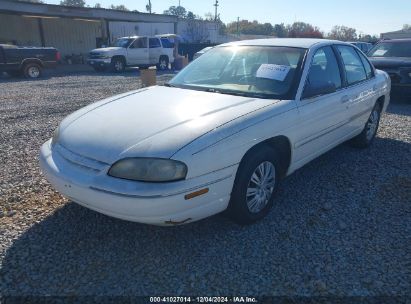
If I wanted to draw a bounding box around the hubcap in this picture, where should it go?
[28,66,39,78]
[366,109,379,141]
[115,61,123,71]
[160,60,167,69]
[246,161,276,213]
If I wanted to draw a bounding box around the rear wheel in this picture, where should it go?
[350,102,382,148]
[23,63,42,79]
[227,146,280,225]
[157,56,169,71]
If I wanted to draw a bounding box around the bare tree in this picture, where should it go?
[185,19,210,43]
[328,25,357,41]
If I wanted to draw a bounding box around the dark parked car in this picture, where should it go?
[0,44,60,79]
[349,41,373,54]
[368,39,411,102]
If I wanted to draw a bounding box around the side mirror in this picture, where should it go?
[302,82,336,99]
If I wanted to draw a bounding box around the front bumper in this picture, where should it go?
[39,140,237,226]
[87,58,112,68]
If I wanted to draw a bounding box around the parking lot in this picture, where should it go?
[0,72,410,297]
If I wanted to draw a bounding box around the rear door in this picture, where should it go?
[148,38,162,65]
[294,46,350,164]
[335,45,376,134]
[126,37,148,65]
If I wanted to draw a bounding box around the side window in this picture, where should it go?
[149,38,161,48]
[357,50,374,79]
[131,37,147,49]
[337,45,367,85]
[302,46,342,98]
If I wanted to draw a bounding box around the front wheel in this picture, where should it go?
[350,102,382,148]
[111,57,125,73]
[227,146,280,225]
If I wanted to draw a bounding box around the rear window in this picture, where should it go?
[368,41,411,57]
[160,38,174,48]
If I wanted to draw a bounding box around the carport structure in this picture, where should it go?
[0,0,177,58]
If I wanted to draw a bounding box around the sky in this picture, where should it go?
[45,0,410,36]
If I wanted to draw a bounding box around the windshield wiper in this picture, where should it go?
[203,88,271,99]
[163,82,177,87]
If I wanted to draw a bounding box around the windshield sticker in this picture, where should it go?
[373,49,388,56]
[256,64,291,81]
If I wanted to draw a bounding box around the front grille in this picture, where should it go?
[54,143,108,173]
[89,52,105,59]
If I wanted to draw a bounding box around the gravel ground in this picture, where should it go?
[0,72,410,299]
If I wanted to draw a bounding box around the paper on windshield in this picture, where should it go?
[373,49,388,56]
[256,64,291,81]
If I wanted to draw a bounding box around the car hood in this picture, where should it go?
[90,47,123,53]
[369,57,411,69]
[58,86,276,164]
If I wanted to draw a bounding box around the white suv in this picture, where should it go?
[87,36,174,72]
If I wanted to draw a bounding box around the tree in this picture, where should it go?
[403,24,411,30]
[226,20,273,36]
[186,11,196,20]
[110,4,129,11]
[273,23,287,38]
[287,22,323,38]
[60,0,85,7]
[94,3,101,8]
[328,25,357,41]
[185,19,210,43]
[163,5,187,18]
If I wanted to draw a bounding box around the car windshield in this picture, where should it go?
[368,41,411,57]
[169,46,306,99]
[111,38,133,48]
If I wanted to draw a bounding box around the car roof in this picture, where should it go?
[220,38,349,48]
[380,38,411,43]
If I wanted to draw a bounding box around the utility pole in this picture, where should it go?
[214,0,219,21]
[146,0,152,13]
[237,16,240,38]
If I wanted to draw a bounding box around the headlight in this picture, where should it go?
[108,158,188,182]
[51,126,60,147]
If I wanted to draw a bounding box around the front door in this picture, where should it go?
[293,46,350,166]
[127,37,148,65]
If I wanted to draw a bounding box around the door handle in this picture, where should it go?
[341,95,349,103]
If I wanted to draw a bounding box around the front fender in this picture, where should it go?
[172,100,298,179]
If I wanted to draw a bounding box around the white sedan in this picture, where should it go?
[40,39,391,226]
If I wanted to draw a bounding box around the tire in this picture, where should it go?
[227,145,280,225]
[157,56,169,71]
[350,102,382,148]
[111,57,125,73]
[23,63,42,79]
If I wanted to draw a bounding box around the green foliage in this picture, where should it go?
[226,20,273,36]
[163,6,187,18]
[59,0,85,7]
[110,4,129,11]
